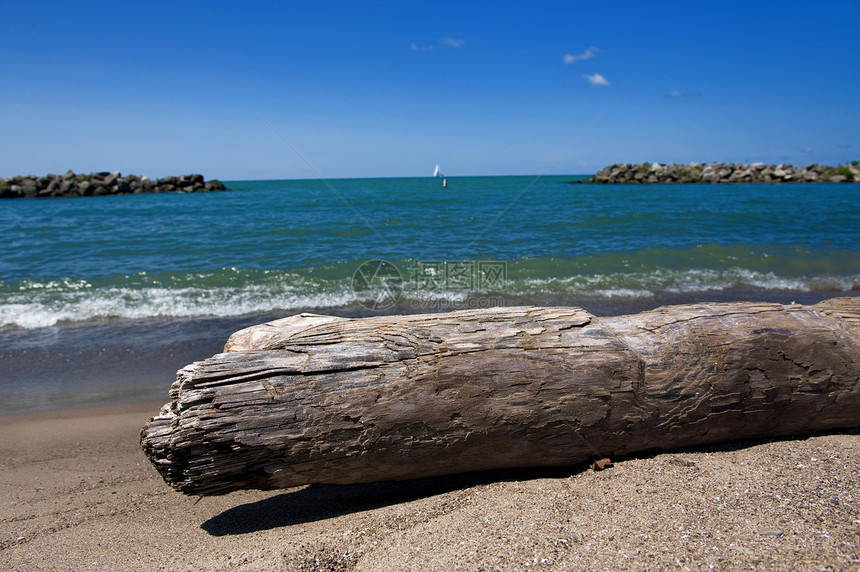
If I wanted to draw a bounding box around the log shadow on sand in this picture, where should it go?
[200,466,578,536]
[200,427,860,536]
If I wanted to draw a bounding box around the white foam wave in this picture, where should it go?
[592,288,655,299]
[502,268,859,298]
[0,284,357,329]
[1,267,857,329]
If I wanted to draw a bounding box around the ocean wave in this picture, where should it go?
[499,268,860,297]
[1,266,857,329]
[0,272,356,329]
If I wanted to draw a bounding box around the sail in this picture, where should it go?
[433,164,442,178]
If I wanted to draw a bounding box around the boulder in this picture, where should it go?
[728,168,750,182]
[179,174,205,186]
[0,179,18,198]
[59,178,78,195]
[20,178,39,198]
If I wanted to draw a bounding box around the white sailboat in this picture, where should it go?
[433,164,447,188]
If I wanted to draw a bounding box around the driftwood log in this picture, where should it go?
[141,298,860,496]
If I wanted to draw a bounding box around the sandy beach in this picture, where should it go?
[1,399,857,571]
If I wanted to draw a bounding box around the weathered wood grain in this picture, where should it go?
[141,299,860,496]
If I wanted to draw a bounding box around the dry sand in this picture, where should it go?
[0,401,858,571]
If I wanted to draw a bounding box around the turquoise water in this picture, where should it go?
[1,175,859,328]
[2,175,859,412]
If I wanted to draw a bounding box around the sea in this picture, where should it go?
[2,175,859,413]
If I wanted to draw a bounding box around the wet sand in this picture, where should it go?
[1,401,858,570]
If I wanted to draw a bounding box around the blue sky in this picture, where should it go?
[2,1,858,180]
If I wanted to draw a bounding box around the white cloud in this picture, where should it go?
[563,46,598,64]
[583,73,610,86]
[667,90,701,98]
[411,37,465,52]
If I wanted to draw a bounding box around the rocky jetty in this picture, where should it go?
[0,171,227,199]
[582,162,860,184]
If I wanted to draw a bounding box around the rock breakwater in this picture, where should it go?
[582,162,860,184]
[0,171,227,198]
